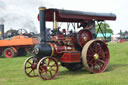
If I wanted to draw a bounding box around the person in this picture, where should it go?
[46,28,51,41]
[77,21,88,28]
[78,20,96,39]
[85,20,96,39]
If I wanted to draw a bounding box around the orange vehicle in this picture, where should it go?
[0,25,40,58]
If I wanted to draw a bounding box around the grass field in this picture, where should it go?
[1,42,128,85]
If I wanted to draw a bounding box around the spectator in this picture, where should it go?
[86,20,96,39]
[77,21,88,28]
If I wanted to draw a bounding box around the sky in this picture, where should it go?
[0,0,128,34]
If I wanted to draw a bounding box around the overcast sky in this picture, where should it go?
[0,0,128,34]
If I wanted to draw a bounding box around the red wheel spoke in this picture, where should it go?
[50,63,56,67]
[87,54,93,57]
[40,70,46,74]
[104,52,108,55]
[94,42,98,52]
[88,58,94,64]
[98,54,104,58]
[90,64,94,70]
[87,55,93,59]
[28,69,33,74]
[98,50,105,58]
[39,65,44,70]
[44,72,48,78]
[97,49,103,54]
[98,59,105,64]
[96,46,101,53]
[87,56,93,62]
[25,66,32,69]
[96,63,101,71]
[100,54,105,58]
[49,71,53,77]
[43,70,47,74]
[44,60,49,67]
[48,59,51,66]
[39,69,42,73]
[51,69,57,71]
[28,61,32,65]
[88,50,92,54]
[89,47,94,54]
[39,66,44,73]
[87,57,93,62]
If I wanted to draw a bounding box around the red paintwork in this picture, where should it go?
[60,52,81,63]
[51,33,77,45]
[50,44,76,55]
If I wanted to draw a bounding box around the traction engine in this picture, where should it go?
[24,7,116,80]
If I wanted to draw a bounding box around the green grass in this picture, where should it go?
[1,42,128,85]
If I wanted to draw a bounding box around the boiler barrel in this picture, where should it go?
[34,44,52,57]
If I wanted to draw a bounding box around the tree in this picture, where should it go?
[96,23,113,34]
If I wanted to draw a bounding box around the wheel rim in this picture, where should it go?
[5,49,13,58]
[24,56,38,77]
[82,40,109,73]
[37,57,59,80]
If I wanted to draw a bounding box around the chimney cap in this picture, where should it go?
[39,7,46,10]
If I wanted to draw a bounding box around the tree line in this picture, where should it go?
[96,23,113,34]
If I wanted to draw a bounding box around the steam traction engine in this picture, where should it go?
[24,7,116,80]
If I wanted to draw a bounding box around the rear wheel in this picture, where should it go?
[3,48,16,58]
[82,40,109,73]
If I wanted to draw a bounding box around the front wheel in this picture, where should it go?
[24,56,38,77]
[37,57,59,80]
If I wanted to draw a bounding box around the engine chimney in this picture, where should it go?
[0,24,4,40]
[39,7,46,43]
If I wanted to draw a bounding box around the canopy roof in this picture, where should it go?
[40,8,116,22]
